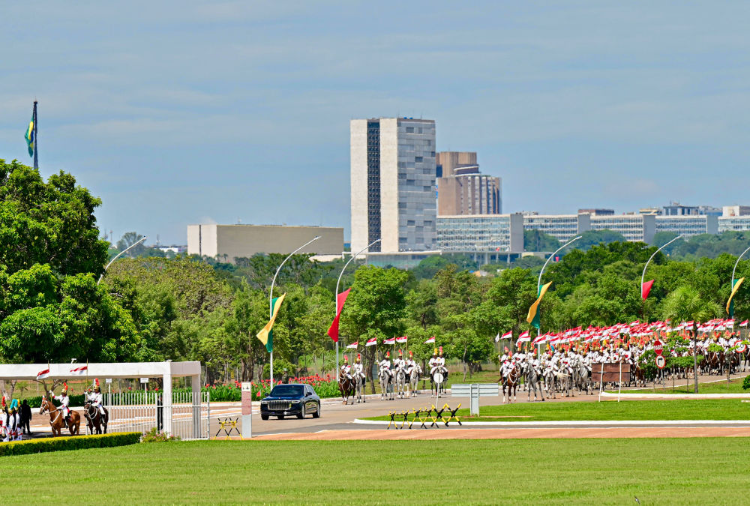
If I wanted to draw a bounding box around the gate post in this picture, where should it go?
[191,373,201,438]
[163,368,173,435]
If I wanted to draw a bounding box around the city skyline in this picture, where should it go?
[3,2,750,244]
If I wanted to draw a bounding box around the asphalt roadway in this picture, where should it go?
[23,373,750,440]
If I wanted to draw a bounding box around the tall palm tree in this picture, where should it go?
[661,286,721,393]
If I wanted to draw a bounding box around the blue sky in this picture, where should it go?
[2,1,750,244]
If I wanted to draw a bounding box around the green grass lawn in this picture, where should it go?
[5,438,750,504]
[365,399,750,422]
[620,377,749,394]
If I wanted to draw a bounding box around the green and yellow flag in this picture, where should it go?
[257,293,286,354]
[527,281,553,330]
[727,277,744,317]
[24,112,35,158]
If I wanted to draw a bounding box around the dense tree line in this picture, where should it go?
[3,160,750,391]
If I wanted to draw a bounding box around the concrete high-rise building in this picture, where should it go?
[436,152,501,216]
[350,117,436,253]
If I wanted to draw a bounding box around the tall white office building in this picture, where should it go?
[350,117,436,253]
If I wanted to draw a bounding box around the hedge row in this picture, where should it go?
[0,432,142,457]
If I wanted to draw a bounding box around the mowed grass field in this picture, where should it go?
[6,439,750,504]
[366,399,750,421]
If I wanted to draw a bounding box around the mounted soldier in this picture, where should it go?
[49,382,72,428]
[341,355,353,380]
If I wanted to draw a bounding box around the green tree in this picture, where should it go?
[340,267,408,392]
[661,286,721,392]
[523,230,561,252]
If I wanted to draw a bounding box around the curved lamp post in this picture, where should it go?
[269,236,321,382]
[731,245,750,288]
[537,236,582,293]
[334,238,381,380]
[534,236,581,356]
[97,236,147,285]
[641,234,683,300]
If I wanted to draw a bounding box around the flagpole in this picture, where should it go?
[33,101,38,170]
[269,236,321,383]
[335,238,380,381]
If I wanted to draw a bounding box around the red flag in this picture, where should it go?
[641,280,654,300]
[327,288,351,342]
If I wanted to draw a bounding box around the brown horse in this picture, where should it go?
[339,376,356,405]
[501,364,520,403]
[40,397,80,436]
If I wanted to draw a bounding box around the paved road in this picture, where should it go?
[22,372,748,439]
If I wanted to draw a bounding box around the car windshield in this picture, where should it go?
[270,385,304,397]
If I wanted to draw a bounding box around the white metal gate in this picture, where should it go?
[102,391,210,440]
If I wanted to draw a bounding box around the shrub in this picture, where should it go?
[742,375,750,391]
[142,427,180,443]
[0,432,141,457]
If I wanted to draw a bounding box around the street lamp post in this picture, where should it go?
[535,236,582,357]
[335,239,381,380]
[641,235,683,304]
[731,245,750,340]
[97,236,147,285]
[269,236,321,383]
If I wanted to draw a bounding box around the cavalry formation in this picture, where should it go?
[338,348,449,403]
[1,379,110,441]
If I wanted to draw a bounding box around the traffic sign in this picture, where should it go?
[737,344,747,354]
[653,339,663,356]
[655,355,666,369]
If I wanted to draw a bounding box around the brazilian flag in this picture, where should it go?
[727,278,745,318]
[24,112,35,158]
[527,281,553,330]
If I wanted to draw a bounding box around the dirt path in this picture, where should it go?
[251,427,750,440]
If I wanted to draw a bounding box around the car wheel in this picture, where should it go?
[313,403,321,418]
[277,415,284,420]
[297,406,305,419]
[261,414,269,421]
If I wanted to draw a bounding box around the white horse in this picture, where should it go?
[355,373,365,403]
[409,364,422,397]
[395,366,407,399]
[525,362,545,402]
[431,367,447,398]
[379,367,394,400]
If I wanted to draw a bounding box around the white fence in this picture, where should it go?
[101,391,210,440]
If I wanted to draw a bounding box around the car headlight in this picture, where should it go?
[260,400,268,404]
[292,400,300,404]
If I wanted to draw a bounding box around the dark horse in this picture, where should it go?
[84,402,109,434]
[339,376,356,405]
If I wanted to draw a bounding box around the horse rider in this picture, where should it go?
[49,382,72,428]
[394,349,406,376]
[429,349,439,376]
[353,354,366,382]
[341,355,353,380]
[501,353,514,381]
[437,346,448,379]
[88,379,106,417]
[379,352,393,380]
[405,351,416,379]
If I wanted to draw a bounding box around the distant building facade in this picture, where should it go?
[578,208,614,216]
[187,224,343,263]
[719,216,750,233]
[523,214,591,243]
[655,215,718,237]
[436,152,502,216]
[437,213,524,253]
[350,118,436,254]
[723,205,750,217]
[590,214,656,243]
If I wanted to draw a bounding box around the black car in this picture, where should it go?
[260,383,321,420]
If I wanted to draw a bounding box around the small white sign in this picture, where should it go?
[106,378,113,384]
[140,377,149,384]
[241,382,253,392]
